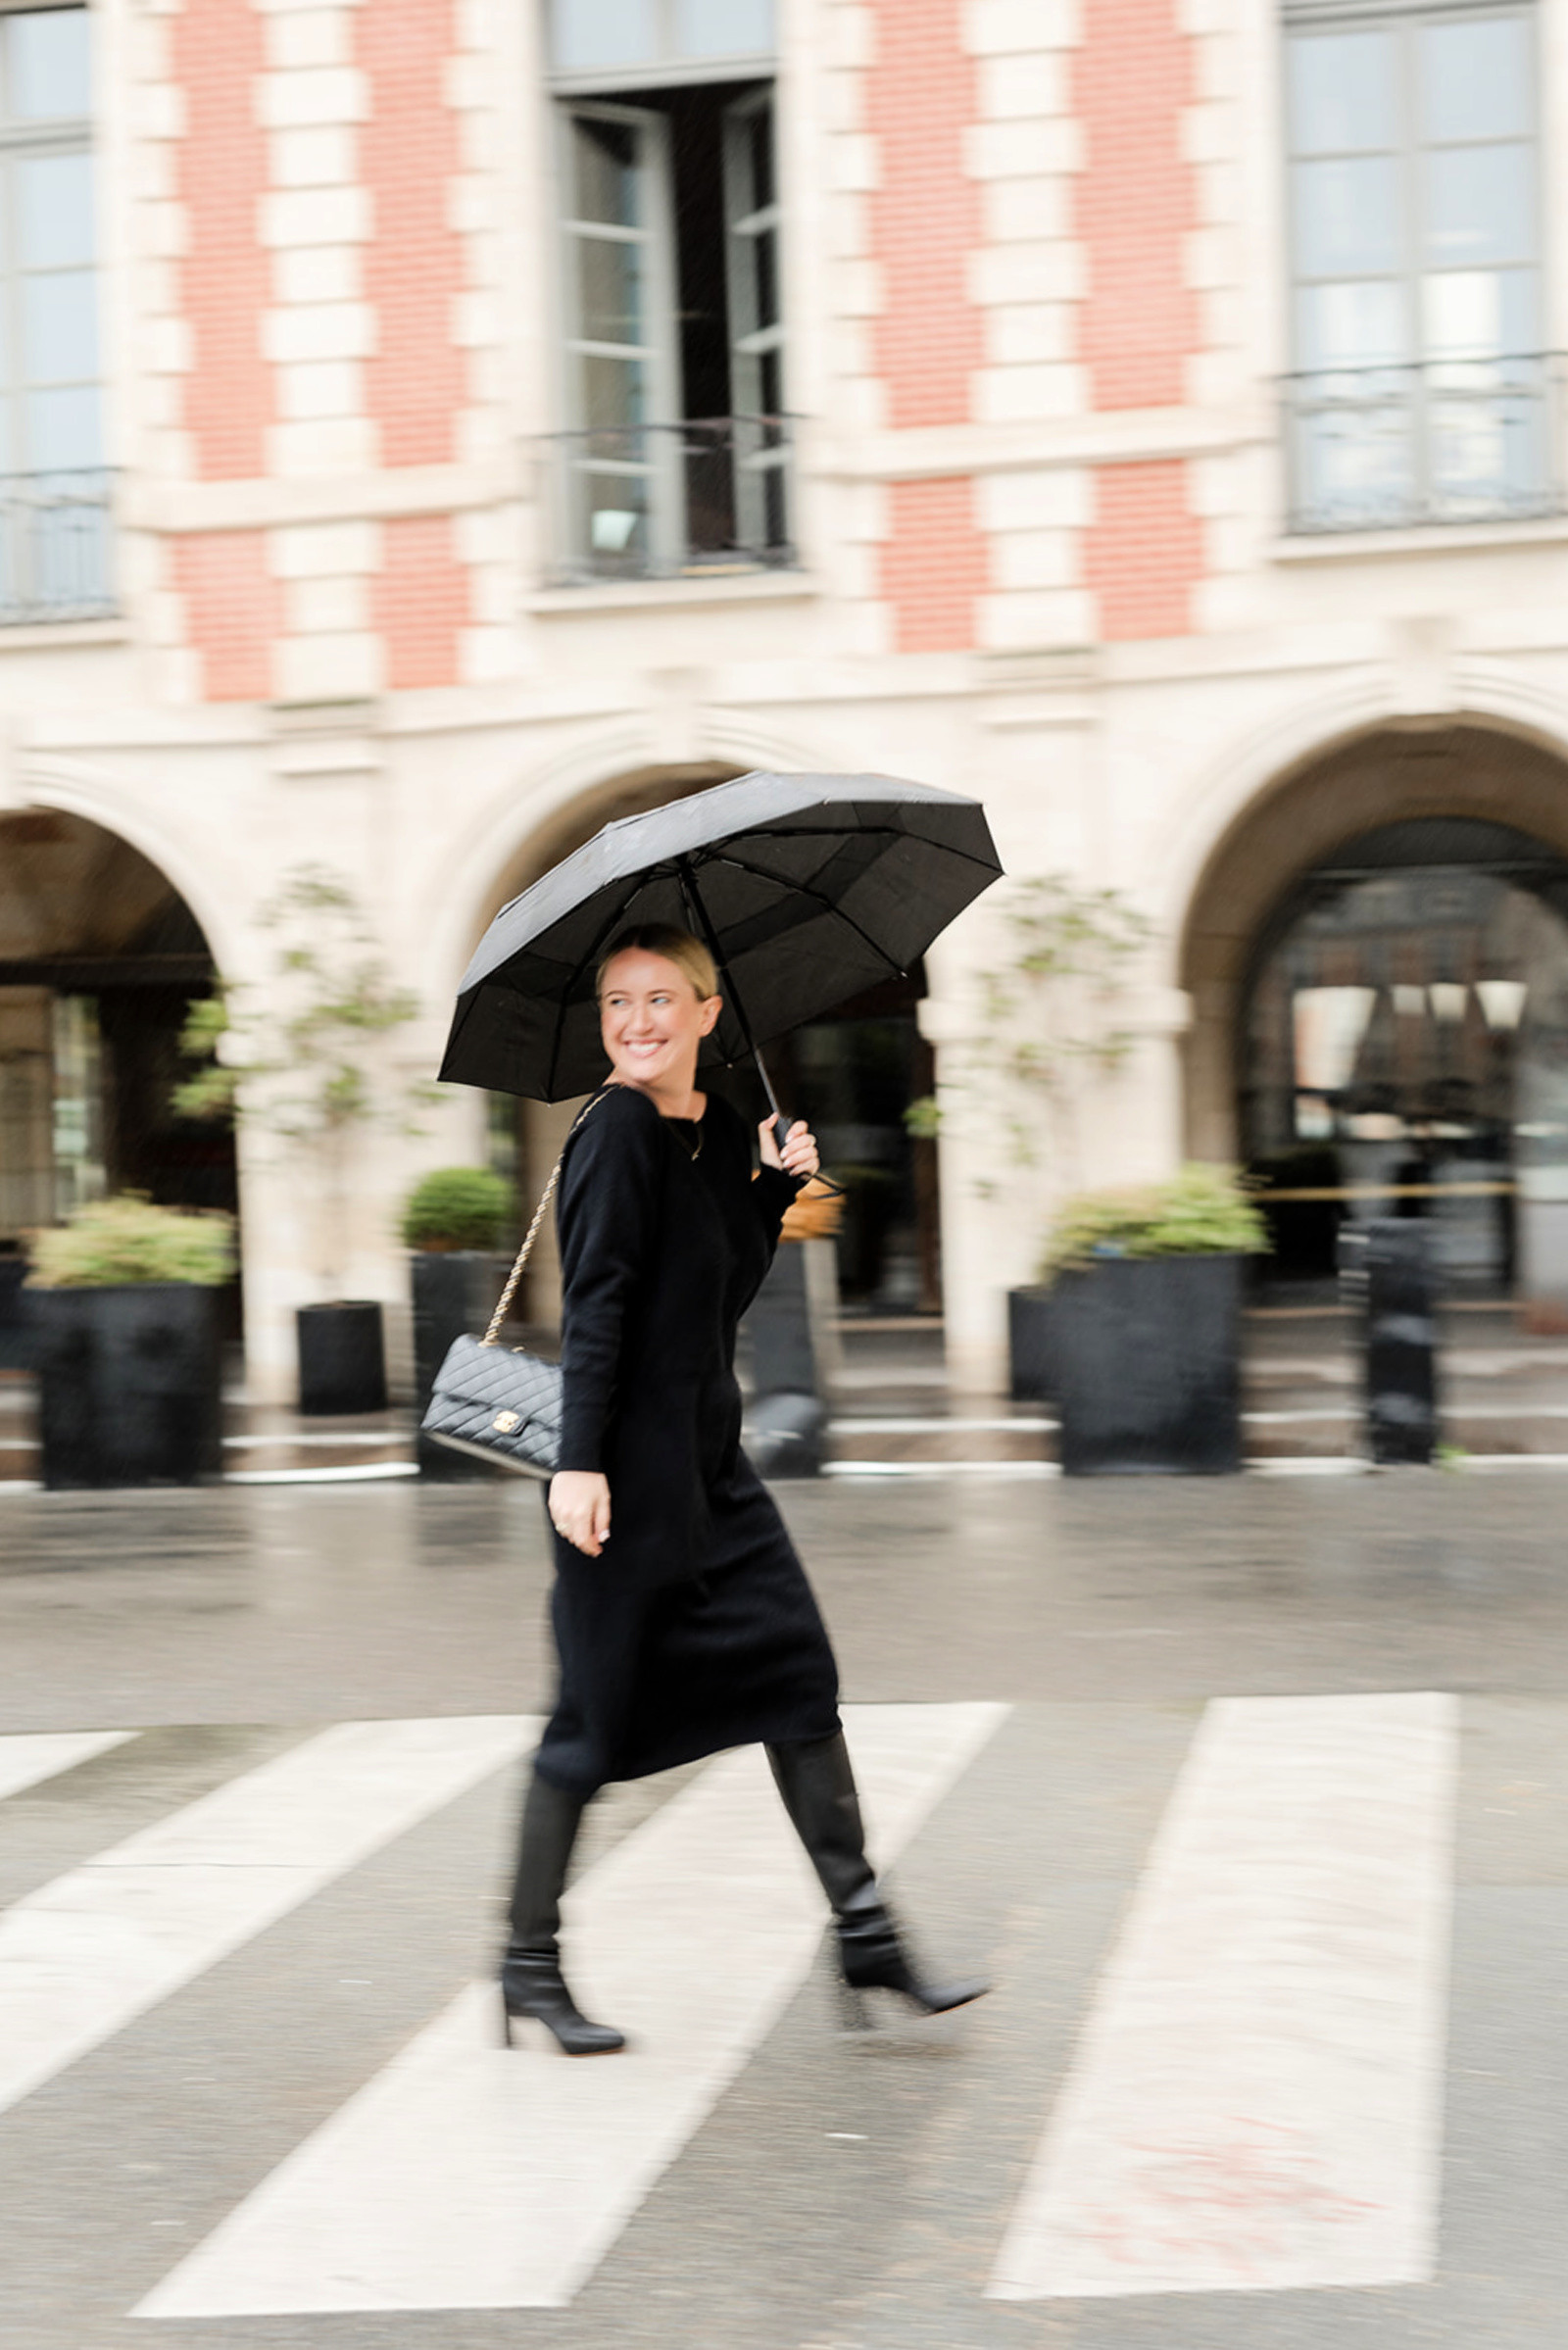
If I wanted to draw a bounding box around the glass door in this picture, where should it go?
[558,102,683,574]
[721,87,788,554]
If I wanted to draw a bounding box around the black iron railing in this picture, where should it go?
[1284,355,1563,534]
[544,415,794,585]
[0,468,115,622]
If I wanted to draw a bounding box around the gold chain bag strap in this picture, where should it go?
[419,1095,605,1479]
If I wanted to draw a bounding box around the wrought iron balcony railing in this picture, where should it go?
[1285,355,1563,535]
[0,468,115,623]
[543,415,794,586]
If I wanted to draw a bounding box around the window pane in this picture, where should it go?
[1423,269,1500,358]
[1288,31,1397,155]
[1423,266,1536,358]
[746,102,774,211]
[22,269,97,382]
[1296,398,1415,528]
[1298,279,1406,369]
[551,0,656,73]
[9,9,90,119]
[675,0,773,56]
[571,116,639,227]
[582,468,648,562]
[582,351,645,432]
[1293,157,1401,276]
[576,233,644,346]
[1421,17,1530,143]
[1424,144,1534,266]
[25,381,100,467]
[752,225,778,331]
[17,152,94,268]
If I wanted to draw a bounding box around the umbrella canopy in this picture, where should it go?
[439,771,1003,1101]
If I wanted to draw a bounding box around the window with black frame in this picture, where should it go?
[1283,0,1550,532]
[0,5,109,618]
[545,0,791,582]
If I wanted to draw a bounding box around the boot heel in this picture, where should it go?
[501,2002,562,2055]
[835,1978,876,2034]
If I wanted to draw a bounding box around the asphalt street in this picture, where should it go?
[3,1467,1568,2347]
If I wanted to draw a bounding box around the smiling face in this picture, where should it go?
[598,947,721,1102]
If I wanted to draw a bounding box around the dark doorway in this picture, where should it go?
[0,810,239,1338]
[1243,817,1568,1300]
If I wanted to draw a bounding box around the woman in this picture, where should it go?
[501,922,987,2054]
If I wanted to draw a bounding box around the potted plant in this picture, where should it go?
[401,1167,515,1480]
[175,866,429,1416]
[1036,1164,1269,1474]
[26,1194,234,1488]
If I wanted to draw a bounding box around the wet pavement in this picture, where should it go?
[5,1467,1568,2346]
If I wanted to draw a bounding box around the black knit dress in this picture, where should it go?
[533,1083,843,1796]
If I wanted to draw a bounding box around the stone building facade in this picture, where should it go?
[2,0,1566,1394]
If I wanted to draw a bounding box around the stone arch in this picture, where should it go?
[1177,717,1568,1160]
[12,759,242,984]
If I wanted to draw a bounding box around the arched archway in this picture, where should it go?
[0,808,236,1346]
[1179,722,1568,1307]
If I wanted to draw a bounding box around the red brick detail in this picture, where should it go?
[172,532,279,701]
[863,2,986,649]
[1077,0,1200,412]
[865,0,983,431]
[882,478,987,654]
[1084,461,1202,640]
[373,514,466,688]
[172,0,270,479]
[359,1,465,467]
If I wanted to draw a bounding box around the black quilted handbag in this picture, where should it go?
[419,1097,602,1478]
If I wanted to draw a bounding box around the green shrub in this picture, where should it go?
[28,1195,236,1289]
[1039,1163,1270,1283]
[400,1166,514,1251]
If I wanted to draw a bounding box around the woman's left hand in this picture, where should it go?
[759,1117,820,1181]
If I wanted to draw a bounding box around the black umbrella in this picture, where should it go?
[438,771,1003,1112]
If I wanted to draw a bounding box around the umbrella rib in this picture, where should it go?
[701,849,907,981]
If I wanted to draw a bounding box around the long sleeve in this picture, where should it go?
[752,1164,802,1262]
[556,1090,664,1474]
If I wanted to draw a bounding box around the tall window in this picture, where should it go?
[1284,3,1546,532]
[547,1,791,582]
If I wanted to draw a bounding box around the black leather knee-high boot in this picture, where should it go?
[766,1732,988,2016]
[500,1768,626,2055]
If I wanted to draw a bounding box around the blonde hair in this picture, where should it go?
[596,923,718,1003]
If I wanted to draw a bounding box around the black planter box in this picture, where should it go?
[1007,1286,1055,1400]
[0,1252,32,1371]
[297,1300,387,1416]
[1051,1253,1244,1475]
[32,1282,222,1489]
[411,1251,511,1479]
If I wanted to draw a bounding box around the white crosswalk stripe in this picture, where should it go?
[135,1702,1009,2319]
[0,1714,539,2120]
[988,1691,1457,2300]
[0,1731,137,1803]
[0,1694,1471,2329]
